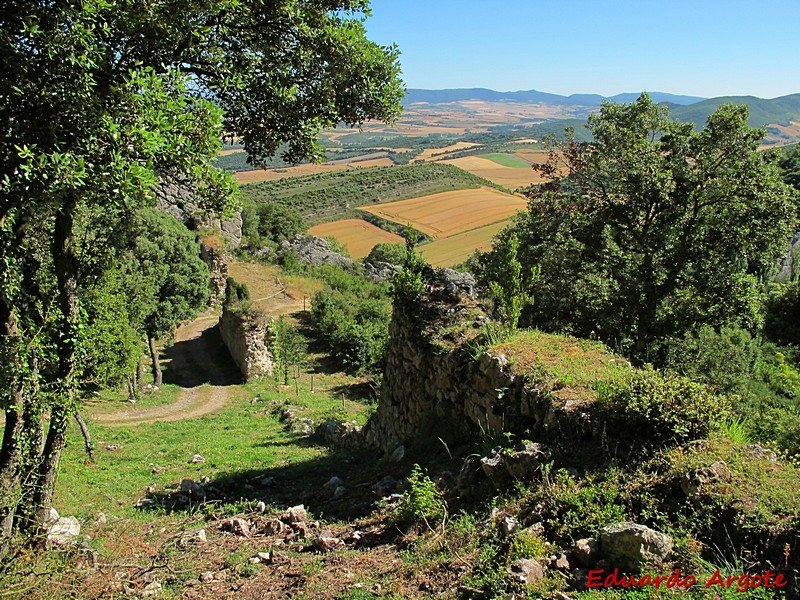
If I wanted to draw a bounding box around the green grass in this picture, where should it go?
[56,373,373,522]
[477,152,531,168]
[492,329,631,402]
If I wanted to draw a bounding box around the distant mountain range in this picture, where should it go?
[404,88,800,129]
[403,88,706,107]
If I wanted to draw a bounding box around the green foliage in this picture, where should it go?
[542,469,628,541]
[774,143,800,191]
[764,281,800,346]
[365,242,407,266]
[474,93,799,360]
[224,277,251,307]
[126,209,210,340]
[78,270,141,390]
[392,227,430,305]
[393,465,446,528]
[600,367,732,443]
[509,530,549,561]
[256,202,307,244]
[272,316,307,386]
[663,325,759,395]
[310,267,391,375]
[485,233,537,330]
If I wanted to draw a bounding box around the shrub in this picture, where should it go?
[600,366,732,443]
[393,464,446,528]
[365,242,406,266]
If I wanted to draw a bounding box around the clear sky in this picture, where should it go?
[362,0,799,99]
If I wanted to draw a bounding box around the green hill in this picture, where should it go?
[667,93,800,129]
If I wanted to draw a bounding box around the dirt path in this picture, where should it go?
[93,311,244,426]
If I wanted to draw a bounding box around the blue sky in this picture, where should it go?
[363,0,799,99]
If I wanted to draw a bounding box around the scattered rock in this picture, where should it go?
[191,454,206,464]
[372,475,402,497]
[95,512,107,526]
[283,505,308,523]
[46,508,60,524]
[432,268,476,299]
[389,445,406,463]
[503,442,552,480]
[312,536,344,552]
[600,522,673,571]
[681,461,732,498]
[509,558,545,584]
[500,516,519,536]
[552,553,570,571]
[219,518,251,537]
[179,528,207,547]
[141,581,162,597]
[324,476,344,489]
[256,501,267,513]
[134,498,155,509]
[105,444,119,451]
[277,234,354,270]
[45,516,81,547]
[571,537,599,568]
[742,444,778,462]
[151,466,166,475]
[260,519,289,536]
[333,486,347,499]
[180,479,206,498]
[199,572,215,583]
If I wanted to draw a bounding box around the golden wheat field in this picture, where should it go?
[417,141,482,161]
[307,219,405,258]
[419,219,511,267]
[234,163,352,184]
[442,156,543,189]
[359,187,527,239]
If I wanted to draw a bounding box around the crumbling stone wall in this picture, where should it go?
[200,242,228,306]
[362,277,595,454]
[219,304,275,381]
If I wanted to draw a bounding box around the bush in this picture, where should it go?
[600,366,732,443]
[365,242,406,266]
[393,464,446,528]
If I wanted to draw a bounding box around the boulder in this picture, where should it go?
[571,537,599,568]
[509,558,545,584]
[46,516,81,547]
[504,442,552,480]
[600,522,673,571]
[278,235,354,270]
[283,505,308,523]
[681,461,731,498]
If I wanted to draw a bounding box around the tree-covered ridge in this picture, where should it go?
[239,162,510,225]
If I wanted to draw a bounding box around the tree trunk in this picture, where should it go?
[31,198,79,534]
[74,411,95,463]
[148,335,162,387]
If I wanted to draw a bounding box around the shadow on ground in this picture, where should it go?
[161,323,244,388]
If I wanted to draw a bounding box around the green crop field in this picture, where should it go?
[477,152,532,168]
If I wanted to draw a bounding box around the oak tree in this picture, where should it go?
[475,94,798,359]
[0,0,402,555]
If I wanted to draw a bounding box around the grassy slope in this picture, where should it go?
[239,162,509,225]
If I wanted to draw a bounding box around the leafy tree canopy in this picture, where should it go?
[473,93,799,359]
[0,0,402,552]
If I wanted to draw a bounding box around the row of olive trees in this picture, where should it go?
[0,0,402,558]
